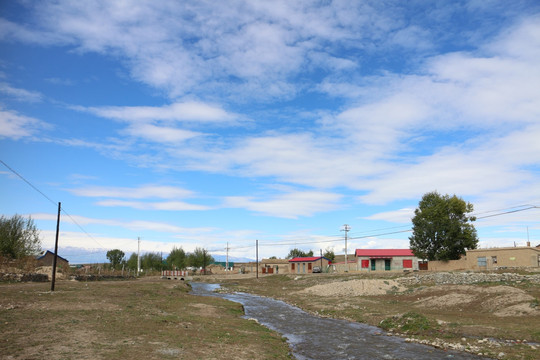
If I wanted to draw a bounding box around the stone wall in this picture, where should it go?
[398,271,540,285]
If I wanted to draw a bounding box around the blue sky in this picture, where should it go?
[1,1,539,264]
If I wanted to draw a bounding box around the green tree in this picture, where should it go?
[409,191,478,261]
[0,214,41,259]
[106,249,125,269]
[323,248,335,262]
[166,246,186,270]
[286,248,313,259]
[141,252,162,271]
[187,247,214,269]
[126,253,138,270]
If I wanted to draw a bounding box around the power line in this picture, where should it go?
[475,206,538,220]
[0,159,57,206]
[1,159,109,250]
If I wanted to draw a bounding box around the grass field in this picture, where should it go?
[0,277,292,360]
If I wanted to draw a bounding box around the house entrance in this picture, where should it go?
[384,259,391,271]
[370,259,376,271]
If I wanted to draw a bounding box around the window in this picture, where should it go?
[403,259,413,268]
[477,257,487,267]
[361,259,369,268]
[491,256,497,264]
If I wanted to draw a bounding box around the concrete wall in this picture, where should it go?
[426,247,540,271]
[289,259,330,274]
[260,259,290,274]
[356,256,420,272]
[428,257,468,271]
[466,247,540,270]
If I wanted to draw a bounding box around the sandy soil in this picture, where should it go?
[300,278,406,296]
[298,278,539,318]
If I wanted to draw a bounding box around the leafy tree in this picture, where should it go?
[0,214,41,259]
[187,247,214,268]
[166,246,186,270]
[126,253,138,270]
[323,248,335,262]
[409,191,478,261]
[286,248,313,259]
[269,256,277,259]
[141,252,163,271]
[106,249,125,269]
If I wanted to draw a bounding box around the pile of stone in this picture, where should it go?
[398,272,540,286]
[0,272,49,282]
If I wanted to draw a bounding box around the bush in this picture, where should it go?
[380,311,437,334]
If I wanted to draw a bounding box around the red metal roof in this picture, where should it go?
[355,249,414,257]
[288,256,328,262]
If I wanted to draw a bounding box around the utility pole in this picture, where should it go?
[341,224,350,272]
[202,249,207,275]
[137,237,141,276]
[320,249,323,270]
[226,242,229,271]
[256,240,259,279]
[51,202,61,292]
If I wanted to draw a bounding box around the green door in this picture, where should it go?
[384,259,391,271]
[371,259,376,271]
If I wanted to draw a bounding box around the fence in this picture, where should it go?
[161,270,189,278]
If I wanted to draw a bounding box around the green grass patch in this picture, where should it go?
[379,311,438,334]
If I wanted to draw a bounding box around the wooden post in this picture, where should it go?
[51,202,61,292]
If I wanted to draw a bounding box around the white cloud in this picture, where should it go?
[69,184,194,199]
[68,184,211,211]
[96,200,210,211]
[0,109,49,139]
[0,82,43,102]
[365,208,415,224]
[224,190,343,219]
[33,212,212,234]
[85,102,236,123]
[124,124,201,143]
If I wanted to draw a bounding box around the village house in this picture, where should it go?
[260,258,290,274]
[355,249,420,272]
[288,256,331,274]
[330,254,356,272]
[428,244,540,271]
[36,250,69,269]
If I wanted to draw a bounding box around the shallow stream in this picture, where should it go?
[191,283,489,360]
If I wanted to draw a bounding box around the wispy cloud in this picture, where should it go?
[69,184,195,200]
[83,102,237,123]
[33,212,211,234]
[96,200,210,211]
[0,82,43,102]
[224,191,343,219]
[0,108,49,139]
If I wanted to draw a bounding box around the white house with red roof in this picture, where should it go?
[355,249,421,272]
[288,256,331,274]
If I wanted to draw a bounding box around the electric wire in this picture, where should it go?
[1,159,109,250]
[3,158,538,258]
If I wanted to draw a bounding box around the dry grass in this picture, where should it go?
[0,277,292,360]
